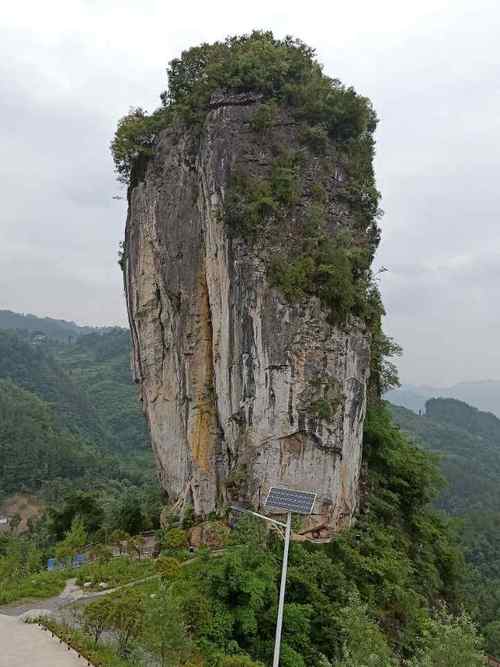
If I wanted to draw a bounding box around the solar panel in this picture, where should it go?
[264,487,316,514]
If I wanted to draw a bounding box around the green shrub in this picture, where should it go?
[336,592,396,666]
[111,107,171,183]
[300,124,329,153]
[164,527,188,550]
[224,174,277,236]
[270,157,300,207]
[269,256,315,301]
[407,607,485,666]
[269,226,378,325]
[249,101,279,132]
[221,655,264,666]
[310,398,334,421]
[155,555,181,581]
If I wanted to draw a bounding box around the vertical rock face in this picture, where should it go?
[124,93,372,533]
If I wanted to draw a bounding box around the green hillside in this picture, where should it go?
[0,309,96,341]
[0,378,153,498]
[0,379,90,494]
[0,328,148,454]
[389,398,500,652]
[0,320,154,503]
[0,330,109,446]
[53,329,149,453]
[389,398,500,515]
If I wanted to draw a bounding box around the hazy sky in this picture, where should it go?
[1,0,499,386]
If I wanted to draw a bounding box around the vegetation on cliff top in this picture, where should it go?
[111,31,376,183]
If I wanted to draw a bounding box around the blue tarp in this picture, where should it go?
[47,553,87,570]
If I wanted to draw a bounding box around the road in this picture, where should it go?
[0,614,84,667]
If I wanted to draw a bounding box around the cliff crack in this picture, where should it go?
[155,283,167,373]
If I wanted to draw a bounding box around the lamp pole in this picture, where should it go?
[231,487,316,667]
[273,510,292,667]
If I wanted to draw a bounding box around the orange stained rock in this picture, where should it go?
[189,271,218,473]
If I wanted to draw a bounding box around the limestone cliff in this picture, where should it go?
[122,56,378,534]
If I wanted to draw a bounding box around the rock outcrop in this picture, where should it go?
[124,92,372,534]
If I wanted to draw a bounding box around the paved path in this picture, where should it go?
[0,614,84,666]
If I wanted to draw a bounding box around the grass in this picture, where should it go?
[0,568,70,605]
[75,557,155,590]
[0,557,155,606]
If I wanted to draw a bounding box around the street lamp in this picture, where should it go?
[231,486,317,667]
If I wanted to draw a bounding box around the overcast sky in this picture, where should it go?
[1,0,499,386]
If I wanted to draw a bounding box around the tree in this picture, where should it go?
[113,494,145,535]
[143,592,193,666]
[89,544,113,564]
[128,535,146,560]
[54,516,87,564]
[9,514,21,533]
[106,589,144,655]
[163,527,188,551]
[336,593,395,666]
[82,596,113,644]
[49,492,103,541]
[221,656,265,666]
[110,529,130,555]
[484,620,500,658]
[408,607,486,667]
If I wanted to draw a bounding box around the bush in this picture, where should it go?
[105,588,145,655]
[249,101,278,132]
[163,527,188,551]
[155,555,181,581]
[269,227,378,325]
[407,606,485,666]
[336,592,395,666]
[111,107,170,183]
[221,656,264,666]
[299,124,328,153]
[82,596,113,643]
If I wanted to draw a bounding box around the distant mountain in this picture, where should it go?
[0,324,148,455]
[386,380,500,418]
[0,309,102,342]
[389,398,500,514]
[0,378,109,496]
[384,386,428,413]
[0,330,107,445]
[54,329,149,454]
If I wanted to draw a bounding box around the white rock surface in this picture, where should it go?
[124,95,372,535]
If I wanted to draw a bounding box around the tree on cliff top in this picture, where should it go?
[111,31,376,184]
